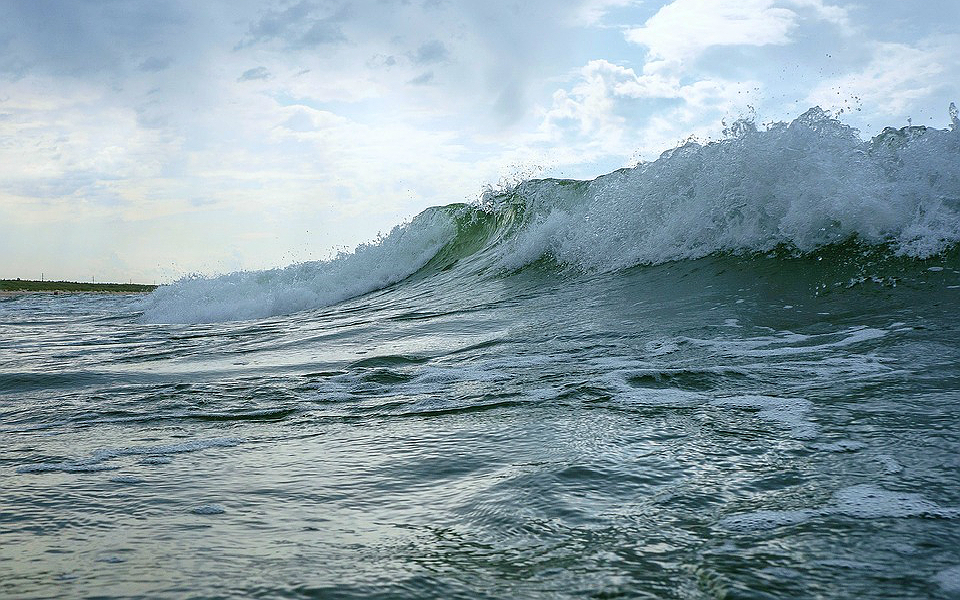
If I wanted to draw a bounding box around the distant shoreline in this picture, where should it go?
[0,279,158,295]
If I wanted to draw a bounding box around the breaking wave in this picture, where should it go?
[141,107,960,323]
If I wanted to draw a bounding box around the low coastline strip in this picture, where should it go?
[0,279,158,294]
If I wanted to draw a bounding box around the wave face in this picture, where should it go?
[142,107,960,323]
[140,206,461,323]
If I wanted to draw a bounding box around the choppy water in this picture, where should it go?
[3,109,960,599]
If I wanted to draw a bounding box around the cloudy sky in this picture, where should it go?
[1,0,957,283]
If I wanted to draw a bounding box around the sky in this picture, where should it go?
[0,0,957,283]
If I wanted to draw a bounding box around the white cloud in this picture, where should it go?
[625,0,796,67]
[625,0,849,70]
[790,0,850,29]
[571,0,641,26]
[538,59,758,160]
[0,76,172,202]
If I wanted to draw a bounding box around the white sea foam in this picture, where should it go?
[721,484,959,531]
[832,484,958,519]
[499,107,960,272]
[710,395,818,440]
[16,437,242,474]
[620,386,707,408]
[109,475,145,484]
[644,339,681,357]
[191,504,226,515]
[874,454,903,474]
[810,440,868,453]
[685,326,888,358]
[721,509,821,531]
[935,565,960,592]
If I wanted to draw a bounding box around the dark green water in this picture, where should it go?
[3,249,960,599]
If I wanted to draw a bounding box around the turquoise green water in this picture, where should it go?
[2,110,960,598]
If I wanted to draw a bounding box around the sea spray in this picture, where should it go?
[495,107,960,271]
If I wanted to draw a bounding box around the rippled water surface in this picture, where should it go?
[3,249,960,599]
[4,110,960,598]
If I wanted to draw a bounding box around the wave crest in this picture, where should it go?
[494,106,960,271]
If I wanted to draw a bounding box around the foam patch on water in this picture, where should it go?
[588,364,822,437]
[721,509,820,531]
[305,357,544,417]
[810,440,868,453]
[308,360,517,399]
[833,484,958,519]
[621,386,707,408]
[109,475,145,484]
[645,339,681,357]
[710,395,817,440]
[16,437,242,474]
[595,370,708,408]
[191,504,226,515]
[687,326,888,358]
[935,565,960,592]
[874,454,903,474]
[720,484,959,531]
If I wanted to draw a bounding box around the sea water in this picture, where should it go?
[2,109,960,599]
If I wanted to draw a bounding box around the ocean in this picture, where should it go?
[2,108,960,599]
